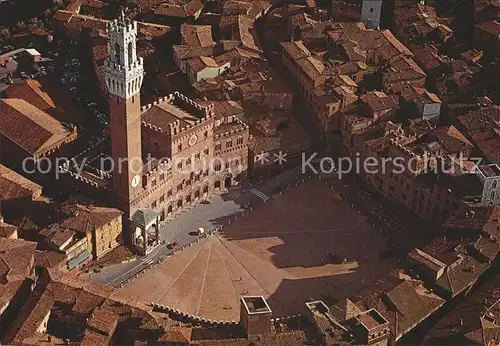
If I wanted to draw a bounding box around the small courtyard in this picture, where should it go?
[111,179,396,321]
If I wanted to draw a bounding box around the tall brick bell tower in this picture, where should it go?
[104,11,144,216]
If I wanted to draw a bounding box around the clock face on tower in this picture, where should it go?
[188,134,198,147]
[131,175,140,188]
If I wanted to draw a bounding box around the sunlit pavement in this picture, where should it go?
[83,164,309,286]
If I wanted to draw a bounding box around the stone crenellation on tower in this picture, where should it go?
[104,10,144,100]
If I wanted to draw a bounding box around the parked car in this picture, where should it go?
[168,242,180,249]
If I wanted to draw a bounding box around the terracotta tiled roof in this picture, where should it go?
[80,329,111,346]
[234,15,259,51]
[280,40,311,60]
[476,20,500,36]
[402,85,441,104]
[423,274,500,345]
[34,250,67,269]
[53,10,74,22]
[173,45,216,60]
[394,2,438,35]
[73,289,106,315]
[196,100,243,118]
[297,56,324,81]
[384,55,426,81]
[46,227,76,249]
[223,0,252,16]
[436,255,490,297]
[5,275,158,345]
[5,79,56,111]
[159,327,192,343]
[155,4,185,17]
[87,307,119,335]
[141,101,199,129]
[6,281,54,344]
[187,55,218,72]
[155,0,203,18]
[408,44,445,72]
[361,91,399,113]
[0,237,36,283]
[59,204,122,235]
[249,0,271,18]
[0,222,17,238]
[183,0,204,16]
[180,24,215,47]
[456,105,500,165]
[65,0,83,13]
[384,280,445,336]
[0,99,75,157]
[0,163,42,201]
[288,12,316,27]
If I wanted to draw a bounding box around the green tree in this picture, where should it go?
[14,21,27,33]
[0,28,11,43]
[27,17,43,31]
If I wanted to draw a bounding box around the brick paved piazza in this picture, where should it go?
[112,179,396,320]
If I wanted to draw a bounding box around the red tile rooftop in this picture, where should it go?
[223,0,252,16]
[423,274,500,345]
[59,203,122,235]
[296,56,325,81]
[4,80,56,112]
[280,41,311,60]
[154,0,203,18]
[180,24,215,47]
[456,105,499,165]
[141,101,200,129]
[356,309,388,330]
[0,99,76,157]
[0,163,43,201]
[87,307,119,335]
[476,20,500,36]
